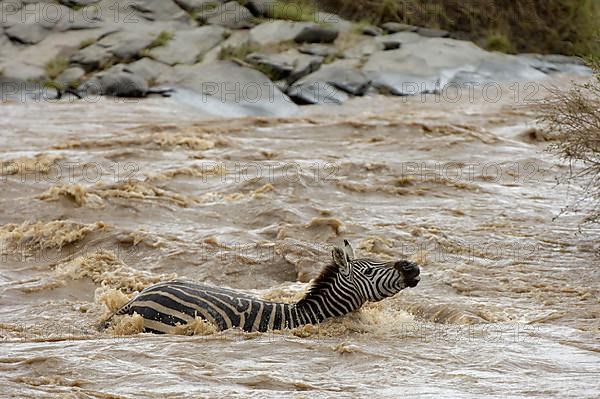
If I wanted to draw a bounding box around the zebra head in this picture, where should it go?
[331,240,421,302]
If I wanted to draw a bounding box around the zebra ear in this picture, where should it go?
[332,247,351,275]
[343,239,355,261]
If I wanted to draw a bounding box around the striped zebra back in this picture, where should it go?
[114,281,295,334]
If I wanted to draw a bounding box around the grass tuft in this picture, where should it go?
[218,42,261,61]
[44,56,70,80]
[79,38,96,49]
[149,31,174,49]
[485,33,515,53]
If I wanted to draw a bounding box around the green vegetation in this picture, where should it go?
[253,63,283,81]
[149,31,174,49]
[218,41,298,62]
[538,59,600,223]
[44,56,69,80]
[42,80,65,91]
[315,0,600,57]
[485,33,515,54]
[79,38,96,49]
[218,42,260,61]
[265,0,317,22]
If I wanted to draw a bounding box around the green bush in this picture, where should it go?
[44,56,69,80]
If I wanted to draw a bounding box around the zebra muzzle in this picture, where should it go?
[395,261,421,287]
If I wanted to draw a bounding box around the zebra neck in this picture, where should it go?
[292,289,365,326]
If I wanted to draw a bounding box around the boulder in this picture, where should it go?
[381,40,401,50]
[245,49,322,83]
[149,26,226,65]
[120,57,171,82]
[362,25,383,36]
[202,30,250,63]
[517,54,591,75]
[57,66,86,88]
[54,8,105,31]
[298,44,336,58]
[166,61,299,117]
[0,61,46,82]
[290,61,370,98]
[197,1,254,29]
[244,0,270,17]
[174,0,225,13]
[5,23,49,44]
[128,0,188,22]
[250,21,337,46]
[381,22,418,33]
[287,82,349,105]
[0,32,17,61]
[314,12,353,33]
[364,33,548,95]
[60,0,101,6]
[294,25,338,43]
[416,27,450,38]
[71,44,113,71]
[344,38,385,59]
[97,29,157,61]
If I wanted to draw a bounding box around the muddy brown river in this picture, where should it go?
[1,77,598,398]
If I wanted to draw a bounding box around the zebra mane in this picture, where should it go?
[298,261,340,302]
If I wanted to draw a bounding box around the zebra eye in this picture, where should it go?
[363,267,374,276]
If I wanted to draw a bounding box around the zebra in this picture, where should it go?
[104,240,421,334]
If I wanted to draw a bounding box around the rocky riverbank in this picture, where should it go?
[0,0,592,116]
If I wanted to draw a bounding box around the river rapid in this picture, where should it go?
[0,76,598,398]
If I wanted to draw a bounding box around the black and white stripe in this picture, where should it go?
[107,241,420,334]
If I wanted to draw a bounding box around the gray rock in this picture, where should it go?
[2,2,67,30]
[97,29,157,61]
[197,1,254,29]
[57,66,85,87]
[381,22,417,33]
[416,27,450,38]
[517,53,591,75]
[288,82,349,105]
[469,55,547,82]
[344,39,385,59]
[54,8,105,31]
[362,25,383,36]
[246,49,322,83]
[0,61,46,82]
[245,53,293,81]
[292,62,370,97]
[202,30,250,63]
[5,23,49,44]
[364,34,548,95]
[250,21,337,46]
[60,0,101,6]
[149,26,226,65]
[71,44,113,71]
[298,44,336,58]
[174,0,224,13]
[0,32,17,61]
[129,0,188,22]
[381,40,401,50]
[294,25,338,43]
[166,61,298,117]
[244,0,270,17]
[121,57,171,82]
[315,12,352,33]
